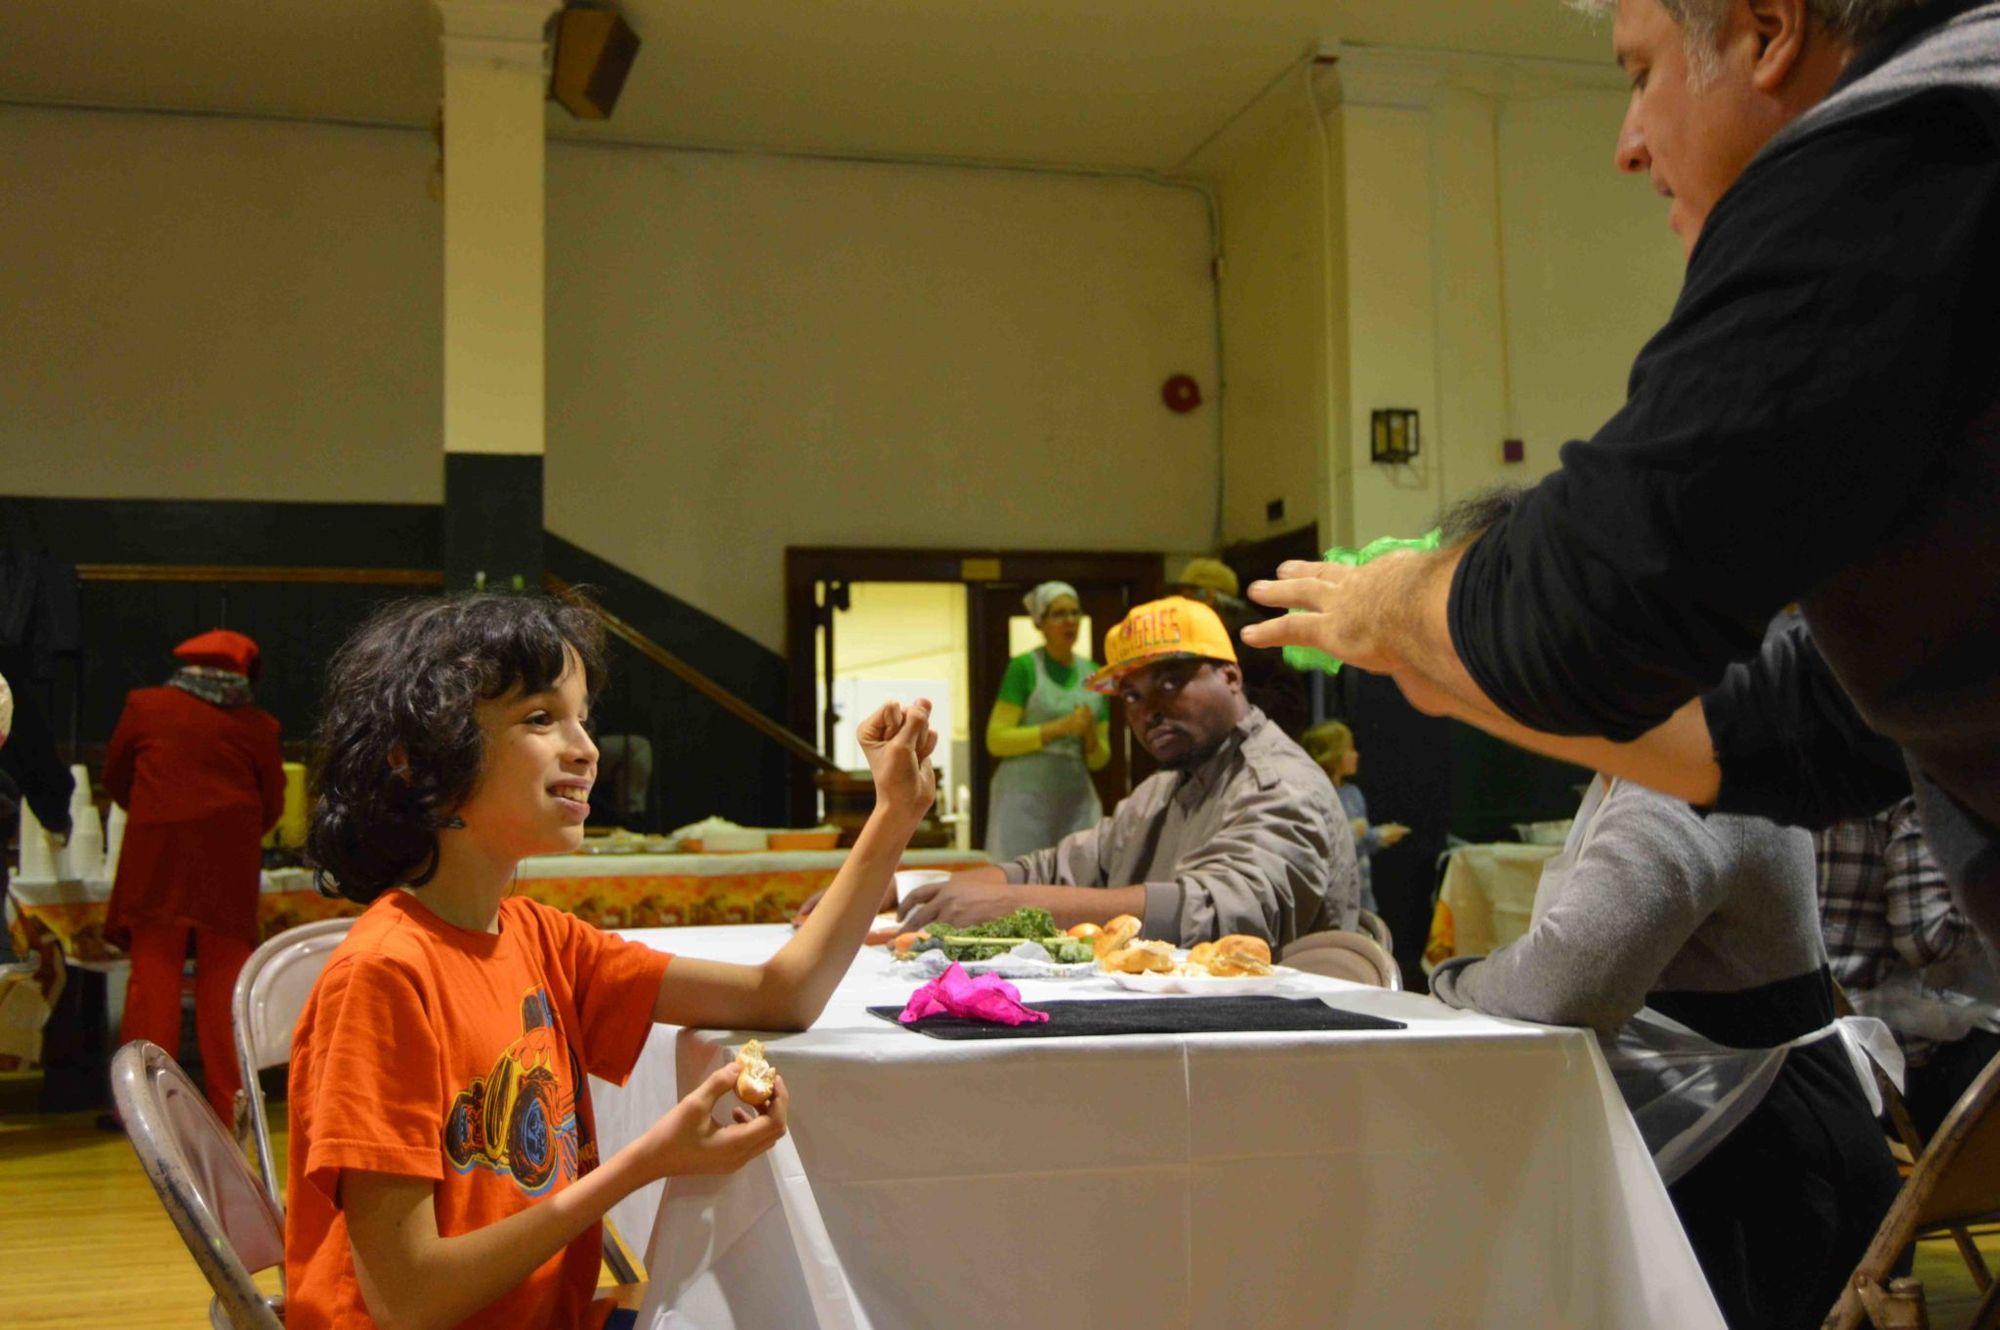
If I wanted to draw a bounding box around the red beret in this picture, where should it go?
[173,629,260,676]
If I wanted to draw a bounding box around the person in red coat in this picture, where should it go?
[105,629,284,1122]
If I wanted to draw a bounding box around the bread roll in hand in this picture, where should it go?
[735,1039,777,1108]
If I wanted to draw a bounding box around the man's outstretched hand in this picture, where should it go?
[1243,552,1463,717]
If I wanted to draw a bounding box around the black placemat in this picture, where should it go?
[868,995,1404,1040]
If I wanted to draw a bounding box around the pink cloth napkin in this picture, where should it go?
[899,962,1049,1026]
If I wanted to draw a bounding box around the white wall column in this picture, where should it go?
[435,0,556,589]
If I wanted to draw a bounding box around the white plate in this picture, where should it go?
[1106,966,1301,996]
[889,950,1098,980]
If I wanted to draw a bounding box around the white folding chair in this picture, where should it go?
[1283,930,1403,990]
[113,1040,285,1329]
[233,918,353,1210]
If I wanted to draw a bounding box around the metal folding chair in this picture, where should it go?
[1355,907,1394,958]
[233,918,352,1209]
[113,1040,285,1329]
[1282,930,1403,990]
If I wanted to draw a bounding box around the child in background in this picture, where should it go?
[286,594,936,1330]
[1301,721,1407,916]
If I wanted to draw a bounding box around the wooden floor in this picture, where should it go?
[2,1101,1997,1327]
[0,1105,282,1328]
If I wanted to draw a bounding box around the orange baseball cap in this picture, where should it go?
[1086,596,1238,693]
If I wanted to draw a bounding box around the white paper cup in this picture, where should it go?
[892,869,952,909]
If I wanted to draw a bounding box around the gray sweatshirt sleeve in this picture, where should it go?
[1429,784,1732,1033]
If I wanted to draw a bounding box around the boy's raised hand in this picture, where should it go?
[637,1063,789,1180]
[857,698,938,823]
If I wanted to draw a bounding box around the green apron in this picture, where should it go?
[987,649,1104,860]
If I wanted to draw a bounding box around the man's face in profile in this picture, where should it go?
[1611,0,1802,257]
[1118,658,1244,770]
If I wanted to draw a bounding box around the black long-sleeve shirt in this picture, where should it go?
[1449,0,2000,843]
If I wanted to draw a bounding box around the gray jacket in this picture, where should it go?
[1003,707,1356,947]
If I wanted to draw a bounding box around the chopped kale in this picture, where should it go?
[891,908,1097,964]
[941,907,1060,940]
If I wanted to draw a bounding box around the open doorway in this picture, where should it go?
[811,582,973,846]
[783,549,1163,847]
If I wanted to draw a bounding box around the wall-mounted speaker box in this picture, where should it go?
[551,8,641,120]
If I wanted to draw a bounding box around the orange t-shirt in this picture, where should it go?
[284,891,673,1330]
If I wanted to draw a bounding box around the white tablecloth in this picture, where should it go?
[592,925,1723,1330]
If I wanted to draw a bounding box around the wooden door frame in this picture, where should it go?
[782,547,1163,829]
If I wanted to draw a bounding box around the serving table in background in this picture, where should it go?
[1422,842,1563,973]
[5,849,987,961]
[591,924,1724,1330]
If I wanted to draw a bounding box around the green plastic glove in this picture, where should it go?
[1280,529,1444,676]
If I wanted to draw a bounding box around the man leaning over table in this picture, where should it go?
[1245,0,2000,950]
[897,597,1357,949]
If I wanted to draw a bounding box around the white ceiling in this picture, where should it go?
[0,1,1613,172]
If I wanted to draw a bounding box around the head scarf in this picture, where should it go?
[168,665,255,708]
[1022,581,1080,626]
[1173,557,1240,600]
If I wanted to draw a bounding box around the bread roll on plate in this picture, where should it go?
[1100,938,1176,974]
[1092,914,1143,961]
[1206,934,1275,977]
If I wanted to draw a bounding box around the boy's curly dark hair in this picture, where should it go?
[308,593,607,903]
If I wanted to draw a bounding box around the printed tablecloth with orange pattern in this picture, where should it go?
[6,850,987,962]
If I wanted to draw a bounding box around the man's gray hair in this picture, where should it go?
[1569,0,1926,77]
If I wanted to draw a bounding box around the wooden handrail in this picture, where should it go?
[77,564,444,586]
[546,573,842,774]
[68,562,835,775]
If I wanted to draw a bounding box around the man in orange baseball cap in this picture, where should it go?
[895,595,1356,949]
[1084,594,1238,697]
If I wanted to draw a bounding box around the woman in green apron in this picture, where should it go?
[984,581,1110,860]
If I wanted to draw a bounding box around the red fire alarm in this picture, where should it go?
[1503,438,1526,463]
[1161,374,1203,414]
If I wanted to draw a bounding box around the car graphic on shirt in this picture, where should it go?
[442,988,582,1195]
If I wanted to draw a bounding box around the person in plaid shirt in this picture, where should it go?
[1817,797,2000,1135]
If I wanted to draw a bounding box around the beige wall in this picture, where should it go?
[542,146,1218,649]
[5,78,1681,641]
[1205,53,1687,554]
[1208,80,1335,549]
[1497,91,1686,475]
[0,106,444,504]
[1,106,1219,650]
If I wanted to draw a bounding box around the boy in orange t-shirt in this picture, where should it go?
[286,595,936,1329]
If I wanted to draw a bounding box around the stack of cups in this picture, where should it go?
[64,764,104,882]
[105,804,128,880]
[16,796,57,880]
